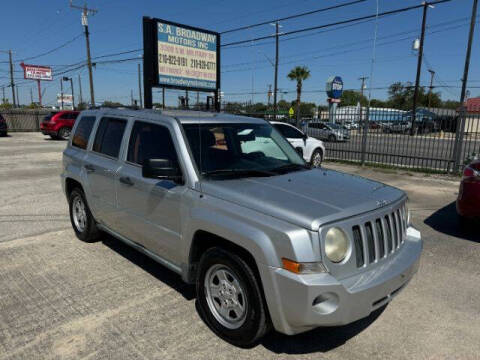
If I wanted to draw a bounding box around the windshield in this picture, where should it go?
[183,122,306,179]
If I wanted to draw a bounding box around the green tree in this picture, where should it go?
[102,101,124,108]
[340,90,368,106]
[287,66,310,127]
[369,98,387,108]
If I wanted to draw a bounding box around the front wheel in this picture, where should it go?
[310,148,323,167]
[196,247,269,347]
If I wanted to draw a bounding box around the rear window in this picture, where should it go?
[92,117,127,158]
[72,116,96,150]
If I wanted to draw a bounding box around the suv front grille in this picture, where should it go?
[352,205,407,267]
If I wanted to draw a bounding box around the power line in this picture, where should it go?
[19,34,83,62]
[221,0,453,47]
[220,0,367,34]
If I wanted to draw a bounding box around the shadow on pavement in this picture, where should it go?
[424,201,479,243]
[102,234,196,300]
[261,305,387,354]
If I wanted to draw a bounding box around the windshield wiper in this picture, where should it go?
[270,163,310,174]
[203,168,276,178]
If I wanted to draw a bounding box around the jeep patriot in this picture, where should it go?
[62,108,422,347]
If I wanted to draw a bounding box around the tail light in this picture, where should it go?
[463,163,480,179]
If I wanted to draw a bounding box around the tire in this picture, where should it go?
[328,134,336,142]
[50,134,59,140]
[196,247,270,347]
[58,127,71,140]
[68,188,100,242]
[310,148,323,168]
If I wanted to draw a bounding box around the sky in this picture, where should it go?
[0,0,479,108]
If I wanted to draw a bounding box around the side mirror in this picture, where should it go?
[142,158,183,183]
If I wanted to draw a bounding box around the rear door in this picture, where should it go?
[115,120,187,264]
[84,116,127,228]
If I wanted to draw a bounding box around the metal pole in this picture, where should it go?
[137,63,143,108]
[9,50,16,107]
[60,79,64,110]
[453,0,478,171]
[428,69,435,108]
[162,87,165,109]
[2,86,5,104]
[70,78,75,109]
[16,86,20,107]
[37,80,42,107]
[273,22,279,121]
[411,2,428,136]
[78,74,83,105]
[30,87,33,104]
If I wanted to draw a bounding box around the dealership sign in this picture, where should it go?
[57,94,73,104]
[20,63,53,81]
[326,76,343,99]
[143,17,220,109]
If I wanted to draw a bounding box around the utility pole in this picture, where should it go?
[30,88,33,105]
[137,63,143,108]
[60,79,64,110]
[411,2,430,136]
[8,50,16,107]
[427,69,435,108]
[267,84,272,106]
[16,86,20,107]
[1,86,5,104]
[273,22,280,121]
[358,76,368,126]
[453,0,478,171]
[78,74,83,105]
[63,77,75,109]
[131,89,134,106]
[70,1,97,107]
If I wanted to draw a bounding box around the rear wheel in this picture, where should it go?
[69,188,100,242]
[196,247,269,347]
[58,127,71,140]
[310,148,323,167]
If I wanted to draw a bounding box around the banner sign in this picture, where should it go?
[20,63,53,81]
[57,94,73,104]
[156,21,218,90]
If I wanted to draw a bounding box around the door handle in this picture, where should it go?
[119,176,134,186]
[84,164,95,173]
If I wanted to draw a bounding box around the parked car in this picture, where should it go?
[457,159,480,220]
[308,121,350,142]
[40,110,79,140]
[271,121,325,167]
[0,113,7,136]
[344,122,359,130]
[383,121,412,134]
[62,108,421,347]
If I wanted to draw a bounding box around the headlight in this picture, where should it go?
[325,227,350,263]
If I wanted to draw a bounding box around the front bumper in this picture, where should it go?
[260,227,422,335]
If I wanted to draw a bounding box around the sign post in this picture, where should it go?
[20,63,53,107]
[326,76,343,123]
[143,17,220,111]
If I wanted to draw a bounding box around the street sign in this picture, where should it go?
[20,63,53,81]
[326,76,343,99]
[289,107,294,117]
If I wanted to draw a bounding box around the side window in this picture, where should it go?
[127,121,179,166]
[72,116,96,150]
[93,117,127,158]
[275,124,304,139]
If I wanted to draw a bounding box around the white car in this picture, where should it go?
[271,121,325,167]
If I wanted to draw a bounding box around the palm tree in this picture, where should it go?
[287,66,311,128]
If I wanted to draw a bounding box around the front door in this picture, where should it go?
[116,121,186,265]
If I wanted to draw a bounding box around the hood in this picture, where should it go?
[201,168,405,230]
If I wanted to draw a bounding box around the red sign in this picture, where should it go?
[20,63,53,81]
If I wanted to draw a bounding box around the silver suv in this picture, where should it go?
[62,109,422,347]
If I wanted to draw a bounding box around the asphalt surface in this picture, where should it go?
[1,132,479,360]
[308,129,480,171]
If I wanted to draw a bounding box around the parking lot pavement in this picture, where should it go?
[1,132,479,360]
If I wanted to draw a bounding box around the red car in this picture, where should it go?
[40,111,79,140]
[457,159,480,220]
